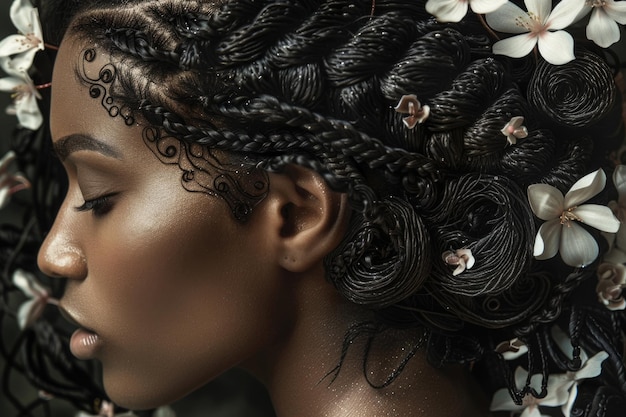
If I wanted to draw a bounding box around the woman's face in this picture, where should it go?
[38,36,293,409]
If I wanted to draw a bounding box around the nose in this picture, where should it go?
[37,200,87,280]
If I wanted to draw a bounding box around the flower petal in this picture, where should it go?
[0,75,23,92]
[560,222,599,267]
[10,0,36,34]
[534,219,561,259]
[561,382,577,417]
[587,8,621,48]
[573,204,620,233]
[537,30,575,65]
[521,407,544,417]
[0,150,16,171]
[0,34,30,57]
[606,299,626,310]
[614,165,626,197]
[525,0,551,22]
[153,406,177,417]
[470,0,507,14]
[606,0,626,24]
[493,34,539,59]
[575,351,609,380]
[11,47,39,72]
[548,0,587,29]
[541,374,574,407]
[17,298,38,329]
[425,0,468,23]
[542,374,573,406]
[486,2,533,33]
[528,183,564,220]
[12,268,44,297]
[15,90,42,130]
[564,169,606,209]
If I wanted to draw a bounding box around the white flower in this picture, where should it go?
[485,0,586,65]
[442,248,475,276]
[12,269,58,329]
[490,366,570,417]
[528,169,620,267]
[394,94,430,129]
[596,262,626,310]
[426,0,507,23]
[495,337,529,360]
[550,326,609,417]
[501,115,528,145]
[0,57,43,130]
[578,0,626,48]
[0,150,30,209]
[0,0,44,72]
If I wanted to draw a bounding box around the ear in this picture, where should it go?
[261,164,350,273]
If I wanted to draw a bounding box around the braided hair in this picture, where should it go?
[2,0,626,415]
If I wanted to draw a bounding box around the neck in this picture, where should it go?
[240,265,491,417]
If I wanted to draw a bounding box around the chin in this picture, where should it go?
[102,371,187,411]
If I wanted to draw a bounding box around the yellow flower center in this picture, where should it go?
[20,32,41,49]
[560,207,582,226]
[587,0,606,7]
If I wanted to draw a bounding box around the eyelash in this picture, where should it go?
[75,194,115,217]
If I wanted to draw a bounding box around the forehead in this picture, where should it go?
[50,36,132,140]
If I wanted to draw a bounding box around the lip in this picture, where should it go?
[58,303,93,331]
[58,302,103,360]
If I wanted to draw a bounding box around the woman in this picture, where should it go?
[2,0,626,416]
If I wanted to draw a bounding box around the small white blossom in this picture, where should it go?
[425,0,507,23]
[394,94,430,129]
[0,57,43,130]
[0,150,30,209]
[491,327,609,417]
[578,0,626,48]
[501,116,528,145]
[550,326,609,417]
[495,337,529,360]
[442,248,475,276]
[485,0,586,65]
[596,262,626,310]
[528,169,620,267]
[0,0,44,72]
[12,269,58,329]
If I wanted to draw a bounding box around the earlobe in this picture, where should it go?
[266,165,351,273]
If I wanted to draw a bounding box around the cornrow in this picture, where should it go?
[104,27,180,66]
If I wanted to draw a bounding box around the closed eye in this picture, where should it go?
[75,194,116,217]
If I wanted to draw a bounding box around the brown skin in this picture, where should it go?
[38,34,490,416]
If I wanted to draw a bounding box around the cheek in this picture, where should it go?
[81,192,287,408]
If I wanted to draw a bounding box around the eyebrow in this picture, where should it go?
[54,134,122,161]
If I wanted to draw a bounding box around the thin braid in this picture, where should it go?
[216,95,441,180]
[104,27,180,65]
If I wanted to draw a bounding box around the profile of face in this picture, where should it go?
[36,34,302,409]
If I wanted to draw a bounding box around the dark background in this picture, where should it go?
[1,1,626,416]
